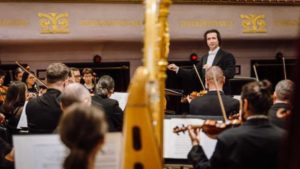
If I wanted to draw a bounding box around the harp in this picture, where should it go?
[122,0,171,168]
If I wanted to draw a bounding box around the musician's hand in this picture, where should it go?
[187,95,192,103]
[188,125,200,146]
[27,92,37,100]
[203,64,212,70]
[167,64,179,72]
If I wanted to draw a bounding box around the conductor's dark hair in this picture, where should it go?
[59,104,107,169]
[204,29,222,47]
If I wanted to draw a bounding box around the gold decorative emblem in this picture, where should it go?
[38,12,69,34]
[240,14,267,33]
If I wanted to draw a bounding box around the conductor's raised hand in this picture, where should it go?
[167,63,179,72]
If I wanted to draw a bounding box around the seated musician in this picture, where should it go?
[26,63,69,133]
[0,69,7,106]
[187,80,285,169]
[58,103,107,169]
[60,83,91,110]
[92,75,123,132]
[189,66,239,117]
[21,71,38,97]
[82,68,95,95]
[13,68,23,82]
[268,79,294,129]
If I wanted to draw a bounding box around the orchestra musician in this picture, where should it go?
[0,69,8,105]
[82,68,95,95]
[268,79,294,129]
[21,71,39,97]
[92,75,123,132]
[58,104,107,169]
[189,66,239,117]
[168,29,236,95]
[187,80,285,169]
[13,68,23,82]
[26,63,69,134]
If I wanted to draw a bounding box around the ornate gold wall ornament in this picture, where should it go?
[38,12,69,34]
[240,14,267,33]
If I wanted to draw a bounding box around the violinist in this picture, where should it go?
[13,67,23,82]
[0,69,8,105]
[187,80,285,169]
[21,71,39,97]
[167,29,236,95]
[268,79,294,129]
[69,67,81,84]
[189,66,239,117]
[26,63,69,133]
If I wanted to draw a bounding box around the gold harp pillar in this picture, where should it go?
[122,0,171,168]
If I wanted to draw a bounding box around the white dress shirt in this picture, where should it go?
[206,47,220,66]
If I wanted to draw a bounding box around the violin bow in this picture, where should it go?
[252,64,259,82]
[282,56,287,80]
[211,68,228,122]
[193,64,206,90]
[15,61,48,88]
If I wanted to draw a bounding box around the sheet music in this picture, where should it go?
[14,133,122,169]
[110,92,128,110]
[164,118,217,159]
[17,101,28,129]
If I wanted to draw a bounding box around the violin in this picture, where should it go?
[173,119,242,136]
[0,85,8,104]
[180,90,207,103]
[180,64,208,103]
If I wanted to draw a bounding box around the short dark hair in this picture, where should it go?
[203,29,222,47]
[241,80,273,115]
[46,63,69,84]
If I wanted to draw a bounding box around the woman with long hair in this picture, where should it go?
[59,104,107,169]
[21,71,38,97]
[0,81,27,144]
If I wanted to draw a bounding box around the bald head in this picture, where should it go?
[205,66,225,90]
[61,83,91,109]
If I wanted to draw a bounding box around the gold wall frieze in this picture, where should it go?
[273,20,300,27]
[1,0,300,5]
[38,12,69,34]
[79,20,142,27]
[0,19,29,27]
[180,20,234,28]
[240,14,267,33]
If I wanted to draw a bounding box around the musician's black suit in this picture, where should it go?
[177,49,235,95]
[189,91,239,116]
[26,88,62,133]
[92,95,123,132]
[188,118,285,169]
[268,102,290,129]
